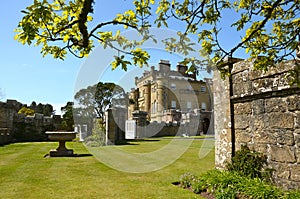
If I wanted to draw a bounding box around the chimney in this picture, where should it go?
[158,60,170,73]
[176,64,188,75]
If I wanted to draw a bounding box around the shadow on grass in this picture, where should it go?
[73,153,93,157]
[128,139,160,142]
[44,153,93,158]
[114,139,160,145]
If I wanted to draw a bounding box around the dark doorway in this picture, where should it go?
[202,118,210,134]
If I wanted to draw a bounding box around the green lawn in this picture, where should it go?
[0,137,215,199]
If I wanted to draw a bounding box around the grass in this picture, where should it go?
[0,136,215,199]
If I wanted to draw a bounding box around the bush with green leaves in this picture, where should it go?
[179,169,300,199]
[84,119,106,147]
[226,144,273,181]
[179,145,300,198]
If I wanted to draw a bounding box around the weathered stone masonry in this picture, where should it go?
[214,58,300,189]
[0,99,62,145]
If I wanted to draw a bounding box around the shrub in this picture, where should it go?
[286,191,300,199]
[179,172,197,189]
[84,119,106,147]
[179,169,300,199]
[226,144,273,181]
[18,106,35,116]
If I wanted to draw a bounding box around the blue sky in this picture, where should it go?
[0,0,248,114]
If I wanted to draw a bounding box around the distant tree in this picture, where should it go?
[33,103,54,116]
[36,103,44,114]
[74,82,127,125]
[18,106,35,116]
[61,102,74,131]
[29,101,37,110]
[43,104,54,116]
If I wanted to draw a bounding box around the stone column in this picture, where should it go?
[213,70,232,169]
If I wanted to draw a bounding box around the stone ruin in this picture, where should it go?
[0,99,62,145]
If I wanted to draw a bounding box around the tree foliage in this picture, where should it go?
[74,82,127,122]
[29,101,54,116]
[61,101,74,131]
[15,0,300,72]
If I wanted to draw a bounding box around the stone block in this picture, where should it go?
[269,162,287,178]
[249,68,263,81]
[265,98,287,113]
[233,82,252,96]
[253,130,276,144]
[268,112,294,129]
[296,111,300,129]
[249,115,265,131]
[272,129,295,146]
[252,78,275,94]
[231,59,249,74]
[295,134,300,148]
[277,170,291,180]
[296,149,300,163]
[251,99,265,115]
[291,165,300,182]
[234,102,251,115]
[270,145,296,163]
[249,60,295,81]
[234,114,250,129]
[232,70,249,83]
[287,95,300,111]
[252,143,268,154]
[235,129,252,143]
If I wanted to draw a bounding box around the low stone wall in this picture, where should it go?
[0,100,63,144]
[214,58,300,189]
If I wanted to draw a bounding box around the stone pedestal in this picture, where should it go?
[46,131,76,157]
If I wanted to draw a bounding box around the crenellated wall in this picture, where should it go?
[0,99,62,145]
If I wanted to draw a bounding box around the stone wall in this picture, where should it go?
[105,107,127,145]
[214,58,300,189]
[0,100,23,145]
[0,99,62,145]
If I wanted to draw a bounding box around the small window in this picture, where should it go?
[171,100,176,109]
[201,86,206,93]
[171,83,176,89]
[201,102,206,111]
[152,101,157,113]
[152,86,157,93]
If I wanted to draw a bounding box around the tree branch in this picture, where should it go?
[230,0,282,55]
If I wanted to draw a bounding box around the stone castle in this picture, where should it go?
[128,60,213,135]
[0,99,62,145]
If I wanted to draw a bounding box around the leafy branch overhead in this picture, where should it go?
[15,0,300,71]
